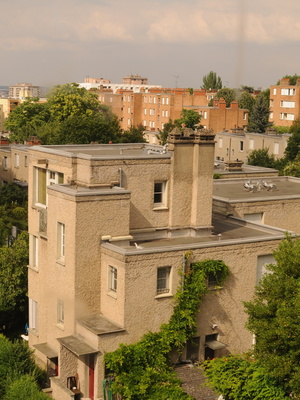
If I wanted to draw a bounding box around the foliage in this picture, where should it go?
[5,83,121,144]
[213,173,221,179]
[247,148,276,168]
[273,125,290,134]
[0,232,29,338]
[203,355,288,400]
[104,259,229,399]
[211,88,236,107]
[282,160,300,177]
[159,119,176,145]
[247,95,272,133]
[4,98,50,142]
[5,375,49,400]
[119,125,146,143]
[285,117,300,161]
[240,85,255,94]
[0,335,46,399]
[0,183,27,207]
[276,74,300,85]
[201,71,222,90]
[244,235,300,397]
[175,109,201,129]
[238,92,255,113]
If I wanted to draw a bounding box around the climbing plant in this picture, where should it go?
[104,259,229,399]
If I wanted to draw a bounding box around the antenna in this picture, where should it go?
[172,75,179,88]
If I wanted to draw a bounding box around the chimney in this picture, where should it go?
[280,78,290,85]
[230,101,238,110]
[218,98,226,109]
[0,137,9,145]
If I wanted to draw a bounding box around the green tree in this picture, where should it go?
[4,98,50,142]
[241,85,254,93]
[204,355,288,400]
[158,119,176,145]
[0,232,29,338]
[285,117,300,161]
[247,148,276,168]
[238,91,256,113]
[276,74,300,85]
[119,125,146,143]
[175,109,201,129]
[5,375,49,400]
[247,95,272,133]
[210,88,236,107]
[201,71,222,90]
[244,235,300,396]
[282,160,300,177]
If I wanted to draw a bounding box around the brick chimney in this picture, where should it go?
[27,136,41,146]
[218,98,226,109]
[0,137,9,145]
[280,78,290,85]
[230,101,238,110]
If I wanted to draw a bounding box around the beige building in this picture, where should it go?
[215,131,290,163]
[269,78,300,127]
[25,129,290,400]
[0,99,20,132]
[9,83,41,99]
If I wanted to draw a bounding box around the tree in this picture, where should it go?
[282,160,300,177]
[238,91,256,113]
[204,355,288,400]
[247,148,276,168]
[247,94,272,133]
[210,88,236,107]
[244,235,300,396]
[175,109,201,129]
[201,71,222,90]
[0,232,29,338]
[119,125,146,143]
[4,98,50,142]
[158,119,176,145]
[241,85,254,93]
[285,117,300,161]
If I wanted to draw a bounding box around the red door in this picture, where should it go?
[88,355,95,400]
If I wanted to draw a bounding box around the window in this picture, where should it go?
[280,100,295,108]
[34,168,64,206]
[57,299,64,325]
[273,88,277,95]
[157,266,171,294]
[257,254,275,284]
[127,118,131,126]
[243,112,248,120]
[280,113,294,121]
[269,112,274,119]
[218,138,223,149]
[144,108,147,115]
[203,111,207,119]
[244,212,264,224]
[274,142,279,155]
[29,235,38,268]
[240,141,244,151]
[127,107,131,113]
[165,110,169,118]
[162,110,165,117]
[162,98,165,105]
[249,139,254,150]
[154,181,167,207]
[143,120,147,127]
[281,88,295,96]
[2,156,7,170]
[29,298,38,333]
[14,153,19,168]
[153,97,156,104]
[57,222,65,261]
[150,109,155,116]
[24,156,28,167]
[109,266,117,292]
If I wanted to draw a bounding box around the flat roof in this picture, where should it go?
[30,143,171,160]
[77,314,125,336]
[102,214,287,255]
[213,176,300,202]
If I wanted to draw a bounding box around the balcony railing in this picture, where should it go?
[39,209,47,235]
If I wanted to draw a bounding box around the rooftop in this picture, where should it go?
[213,176,300,202]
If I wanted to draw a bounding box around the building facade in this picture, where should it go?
[9,83,41,99]
[26,130,287,400]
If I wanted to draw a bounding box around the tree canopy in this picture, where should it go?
[175,109,202,129]
[210,88,236,107]
[244,235,300,397]
[276,74,300,85]
[285,117,300,161]
[247,94,272,133]
[238,91,256,113]
[201,71,222,90]
[5,83,121,144]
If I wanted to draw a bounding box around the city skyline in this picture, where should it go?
[1,0,300,90]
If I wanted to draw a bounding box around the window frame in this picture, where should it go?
[108,266,118,293]
[57,299,64,325]
[34,168,64,208]
[29,234,38,269]
[57,222,65,262]
[156,266,171,295]
[153,181,167,208]
[29,298,38,333]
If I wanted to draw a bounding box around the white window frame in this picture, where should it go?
[34,168,64,207]
[29,298,38,333]
[280,100,295,108]
[57,222,65,261]
[154,181,167,208]
[274,142,279,155]
[15,153,19,168]
[157,266,171,295]
[109,266,117,292]
[249,138,254,150]
[57,299,64,325]
[29,235,38,269]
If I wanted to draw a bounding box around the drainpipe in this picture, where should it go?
[119,168,123,187]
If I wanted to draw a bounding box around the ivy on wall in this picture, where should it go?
[104,258,229,399]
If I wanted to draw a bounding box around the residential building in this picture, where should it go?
[27,129,288,399]
[9,83,41,99]
[0,98,20,132]
[215,130,290,163]
[269,78,300,127]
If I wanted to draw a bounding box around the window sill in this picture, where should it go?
[28,328,39,337]
[28,264,38,273]
[107,291,117,299]
[56,259,65,267]
[153,206,168,211]
[55,323,65,331]
[155,293,173,299]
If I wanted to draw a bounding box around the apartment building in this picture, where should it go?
[269,78,300,127]
[215,130,290,163]
[26,129,288,400]
[9,83,41,99]
[0,98,20,132]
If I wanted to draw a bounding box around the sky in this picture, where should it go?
[1,0,300,90]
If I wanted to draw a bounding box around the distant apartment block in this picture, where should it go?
[9,83,41,99]
[0,99,20,132]
[269,78,300,127]
[215,130,290,163]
